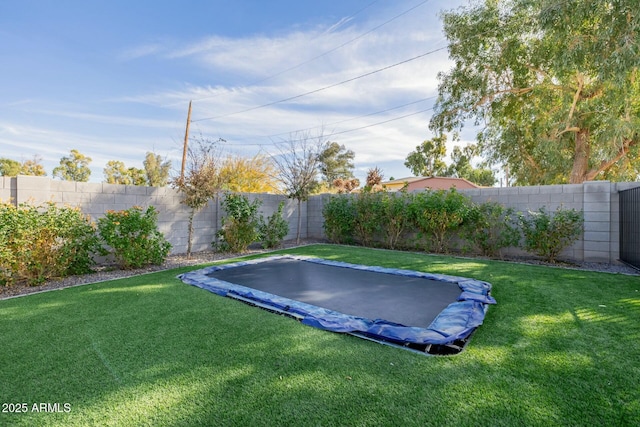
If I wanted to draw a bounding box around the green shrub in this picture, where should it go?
[0,202,99,286]
[518,206,584,263]
[216,193,262,253]
[461,201,520,258]
[352,190,384,247]
[258,202,289,249]
[378,191,412,250]
[97,206,171,269]
[409,189,472,253]
[322,195,356,244]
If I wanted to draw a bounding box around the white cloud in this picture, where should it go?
[2,0,468,184]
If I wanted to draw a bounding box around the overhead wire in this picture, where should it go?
[220,96,437,144]
[190,45,446,123]
[187,0,452,150]
[190,0,434,103]
[243,0,431,87]
[220,104,436,147]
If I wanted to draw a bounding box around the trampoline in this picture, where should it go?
[178,255,496,355]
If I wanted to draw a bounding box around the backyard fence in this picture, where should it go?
[619,186,640,270]
[2,175,639,264]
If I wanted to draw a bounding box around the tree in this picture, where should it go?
[270,131,322,244]
[218,154,278,193]
[171,137,223,256]
[20,155,46,176]
[127,167,147,186]
[53,149,92,182]
[0,158,22,176]
[0,156,47,177]
[317,141,356,187]
[431,0,640,184]
[446,144,496,187]
[332,177,360,194]
[104,161,146,185]
[104,161,129,184]
[404,135,448,177]
[143,152,171,187]
[364,166,384,191]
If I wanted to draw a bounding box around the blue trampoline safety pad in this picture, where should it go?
[178,255,496,355]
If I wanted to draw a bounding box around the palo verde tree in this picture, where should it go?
[53,149,92,182]
[218,154,279,193]
[271,131,322,244]
[431,0,640,184]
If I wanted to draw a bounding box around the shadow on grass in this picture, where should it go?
[1,244,639,426]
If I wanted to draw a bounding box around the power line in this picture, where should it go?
[191,45,446,123]
[218,104,435,147]
[244,0,431,87]
[190,0,435,104]
[222,96,437,143]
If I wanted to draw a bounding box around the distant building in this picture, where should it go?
[381,176,480,192]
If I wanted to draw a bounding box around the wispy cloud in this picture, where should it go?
[118,41,170,61]
[2,1,469,183]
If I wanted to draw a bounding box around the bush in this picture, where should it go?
[97,206,171,269]
[0,202,99,286]
[378,191,412,250]
[519,206,584,263]
[216,193,262,253]
[322,195,356,244]
[461,202,520,258]
[409,189,472,253]
[352,190,384,247]
[258,202,289,249]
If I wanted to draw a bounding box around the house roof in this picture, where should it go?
[381,176,480,190]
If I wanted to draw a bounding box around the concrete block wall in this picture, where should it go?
[460,181,640,264]
[461,183,588,261]
[3,176,305,255]
[0,176,16,203]
[4,176,640,263]
[309,181,640,264]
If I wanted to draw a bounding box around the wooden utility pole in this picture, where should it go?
[180,100,193,180]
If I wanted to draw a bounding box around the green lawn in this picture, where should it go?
[1,244,639,426]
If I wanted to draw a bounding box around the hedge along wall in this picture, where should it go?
[0,176,306,255]
[309,180,640,264]
[460,181,640,264]
[2,176,639,264]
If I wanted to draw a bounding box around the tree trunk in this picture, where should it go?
[570,129,590,184]
[296,198,302,245]
[187,209,195,258]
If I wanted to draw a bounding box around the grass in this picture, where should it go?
[1,244,639,426]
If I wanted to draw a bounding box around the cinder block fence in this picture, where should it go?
[1,176,638,264]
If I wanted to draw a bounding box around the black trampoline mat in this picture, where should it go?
[207,258,462,328]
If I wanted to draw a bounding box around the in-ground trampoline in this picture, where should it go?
[179,255,496,355]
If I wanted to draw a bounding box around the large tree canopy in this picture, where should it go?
[431,0,640,184]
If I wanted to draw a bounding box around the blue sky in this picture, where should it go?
[1,0,469,184]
